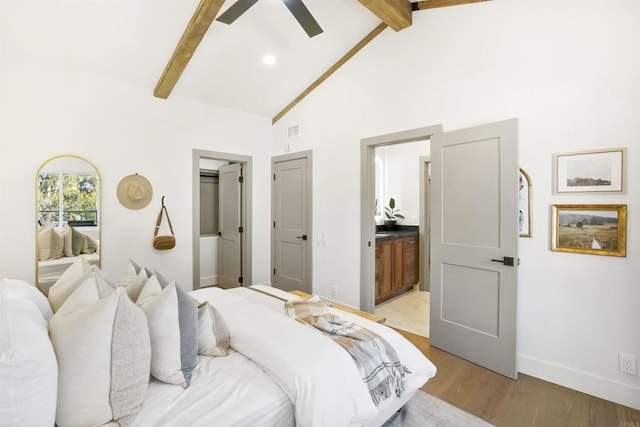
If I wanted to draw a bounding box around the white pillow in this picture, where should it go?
[48,257,92,312]
[136,276,197,388]
[116,260,149,301]
[81,234,99,254]
[197,302,230,357]
[61,225,73,257]
[37,224,64,261]
[0,278,53,322]
[49,280,151,427]
[0,292,57,427]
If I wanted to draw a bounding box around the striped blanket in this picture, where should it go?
[284,296,409,406]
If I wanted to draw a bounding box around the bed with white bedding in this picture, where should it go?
[1,273,437,427]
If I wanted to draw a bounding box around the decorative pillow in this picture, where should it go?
[48,257,92,312]
[197,302,230,357]
[61,225,73,257]
[37,224,64,261]
[81,234,98,254]
[71,227,84,256]
[136,276,197,388]
[49,281,150,427]
[0,278,53,322]
[116,260,149,302]
[0,294,57,427]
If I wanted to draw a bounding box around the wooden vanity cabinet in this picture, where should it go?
[375,236,418,304]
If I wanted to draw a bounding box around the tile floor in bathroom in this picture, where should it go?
[374,285,429,337]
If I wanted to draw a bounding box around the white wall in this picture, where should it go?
[272,1,640,410]
[1,54,272,291]
[376,141,429,225]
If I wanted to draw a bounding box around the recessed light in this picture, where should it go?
[263,54,276,66]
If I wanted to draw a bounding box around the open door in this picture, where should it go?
[218,163,242,288]
[430,119,519,379]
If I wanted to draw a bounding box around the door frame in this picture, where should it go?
[193,149,252,290]
[360,125,442,313]
[418,155,431,292]
[271,150,313,291]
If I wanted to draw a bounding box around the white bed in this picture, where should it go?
[1,277,436,427]
[133,352,295,426]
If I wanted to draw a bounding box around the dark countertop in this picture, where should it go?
[375,226,419,242]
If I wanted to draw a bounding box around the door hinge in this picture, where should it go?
[239,276,244,284]
[239,226,244,233]
[273,268,276,275]
[273,174,276,180]
[239,176,244,183]
[273,221,276,228]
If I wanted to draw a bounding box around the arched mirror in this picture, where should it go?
[36,155,101,295]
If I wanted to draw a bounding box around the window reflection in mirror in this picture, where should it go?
[36,155,101,295]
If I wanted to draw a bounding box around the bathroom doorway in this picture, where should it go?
[360,125,442,335]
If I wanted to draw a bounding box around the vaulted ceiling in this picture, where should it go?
[2,0,487,121]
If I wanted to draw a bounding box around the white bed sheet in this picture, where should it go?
[226,285,438,427]
[132,351,294,427]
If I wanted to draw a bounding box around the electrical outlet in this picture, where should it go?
[330,285,337,297]
[619,352,637,375]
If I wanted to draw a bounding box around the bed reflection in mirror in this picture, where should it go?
[36,155,101,295]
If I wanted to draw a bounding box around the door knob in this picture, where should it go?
[296,235,308,241]
[491,256,514,266]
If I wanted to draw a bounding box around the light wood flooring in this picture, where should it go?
[375,286,429,337]
[397,329,640,426]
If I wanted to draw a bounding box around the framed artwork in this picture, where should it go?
[551,204,627,257]
[553,147,625,193]
[519,168,532,237]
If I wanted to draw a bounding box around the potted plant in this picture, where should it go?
[384,198,404,231]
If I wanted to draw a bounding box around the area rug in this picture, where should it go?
[382,390,494,427]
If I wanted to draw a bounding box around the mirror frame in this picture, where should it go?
[35,154,102,293]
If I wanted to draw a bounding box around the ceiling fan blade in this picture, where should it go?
[216,0,260,24]
[282,0,323,37]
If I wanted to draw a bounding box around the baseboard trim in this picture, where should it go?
[518,353,640,410]
[200,275,219,287]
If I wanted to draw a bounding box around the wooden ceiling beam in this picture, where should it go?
[154,0,226,99]
[357,0,412,31]
[413,0,489,11]
[273,22,388,125]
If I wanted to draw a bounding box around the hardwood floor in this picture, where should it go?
[397,329,640,426]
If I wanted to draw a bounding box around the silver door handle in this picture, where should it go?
[296,235,308,241]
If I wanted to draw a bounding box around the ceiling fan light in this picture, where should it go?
[263,54,277,65]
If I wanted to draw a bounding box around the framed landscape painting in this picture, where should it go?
[551,204,626,257]
[553,148,625,193]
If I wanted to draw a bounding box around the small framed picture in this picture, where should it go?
[551,204,627,257]
[553,148,625,193]
[519,168,532,237]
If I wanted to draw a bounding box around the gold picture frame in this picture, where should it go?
[519,168,532,237]
[551,204,626,257]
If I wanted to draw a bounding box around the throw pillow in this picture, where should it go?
[48,257,92,312]
[116,260,149,302]
[0,278,53,322]
[197,302,230,357]
[49,281,150,427]
[71,227,84,256]
[136,276,197,388]
[37,224,64,261]
[61,225,73,257]
[0,294,57,427]
[81,234,98,254]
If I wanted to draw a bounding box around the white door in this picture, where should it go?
[272,156,310,293]
[218,163,242,288]
[430,119,519,379]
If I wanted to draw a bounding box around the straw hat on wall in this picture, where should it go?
[117,173,153,210]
